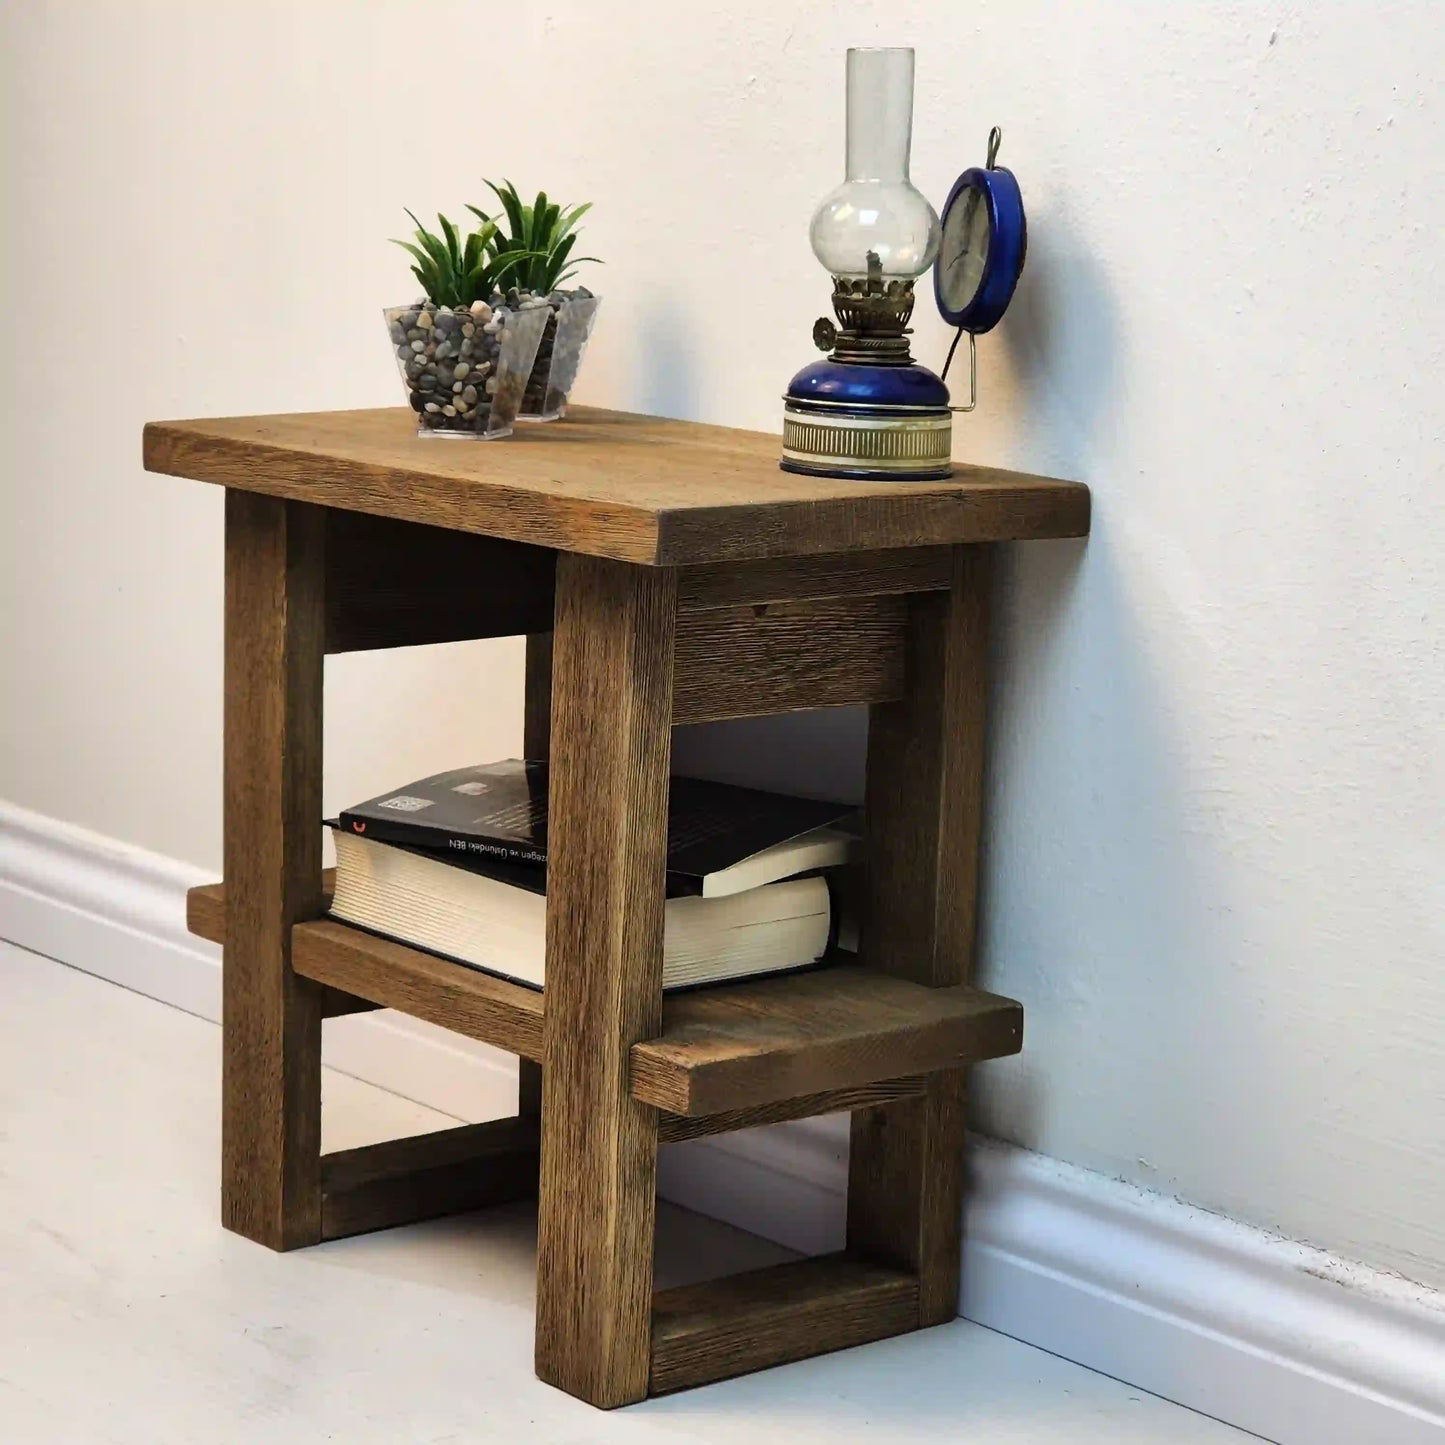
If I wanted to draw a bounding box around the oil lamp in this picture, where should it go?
[781,47,949,480]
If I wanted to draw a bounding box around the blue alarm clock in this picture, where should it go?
[934,127,1028,337]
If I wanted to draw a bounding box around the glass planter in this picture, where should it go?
[384,300,550,439]
[520,293,602,422]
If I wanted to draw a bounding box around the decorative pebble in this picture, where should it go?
[395,286,590,433]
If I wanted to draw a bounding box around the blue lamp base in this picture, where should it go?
[781,358,952,481]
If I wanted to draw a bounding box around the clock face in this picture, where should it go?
[938,183,992,315]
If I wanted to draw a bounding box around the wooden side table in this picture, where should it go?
[145,406,1089,1408]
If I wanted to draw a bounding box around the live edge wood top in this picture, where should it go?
[143,406,1089,565]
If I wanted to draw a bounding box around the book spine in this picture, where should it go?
[335,812,547,866]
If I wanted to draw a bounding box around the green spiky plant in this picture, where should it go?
[391,209,540,309]
[468,181,600,296]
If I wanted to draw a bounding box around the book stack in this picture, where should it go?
[329,760,857,992]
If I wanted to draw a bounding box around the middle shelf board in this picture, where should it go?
[187,882,1024,1118]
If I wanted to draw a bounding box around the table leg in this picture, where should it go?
[221,491,327,1250]
[848,545,991,1323]
[534,557,675,1407]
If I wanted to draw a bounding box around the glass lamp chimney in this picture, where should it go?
[808,48,941,282]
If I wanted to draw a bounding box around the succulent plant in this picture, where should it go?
[468,181,601,296]
[391,209,539,309]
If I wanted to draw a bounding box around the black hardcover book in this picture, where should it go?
[337,760,855,896]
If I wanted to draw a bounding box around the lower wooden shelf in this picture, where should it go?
[650,1252,920,1395]
[320,1116,539,1241]
[187,881,1023,1117]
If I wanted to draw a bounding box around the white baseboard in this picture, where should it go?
[959,1141,1445,1444]
[3,799,1442,1445]
[0,800,521,1121]
[666,1123,1445,1444]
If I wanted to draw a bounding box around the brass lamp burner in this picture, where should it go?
[813,274,917,366]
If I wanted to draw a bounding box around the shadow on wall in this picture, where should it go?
[677,220,1258,1195]
[972,233,1267,1199]
[634,294,704,422]
[1000,219,1120,472]
[671,708,868,805]
[966,217,1125,1144]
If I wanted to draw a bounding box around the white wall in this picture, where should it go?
[2,2,1441,1293]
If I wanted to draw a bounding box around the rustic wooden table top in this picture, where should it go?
[143,406,1089,566]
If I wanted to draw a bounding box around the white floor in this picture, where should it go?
[0,940,1261,1444]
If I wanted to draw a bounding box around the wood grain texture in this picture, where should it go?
[649,1253,920,1395]
[671,596,905,724]
[142,407,1091,565]
[522,630,554,757]
[319,1117,539,1241]
[677,546,950,611]
[221,491,326,1251]
[323,509,554,653]
[655,1076,927,1143]
[859,548,991,986]
[517,630,553,1123]
[848,545,994,1324]
[534,555,676,1408]
[292,919,544,1061]
[631,966,1022,1116]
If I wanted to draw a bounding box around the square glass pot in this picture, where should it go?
[384,301,549,439]
[519,295,602,422]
